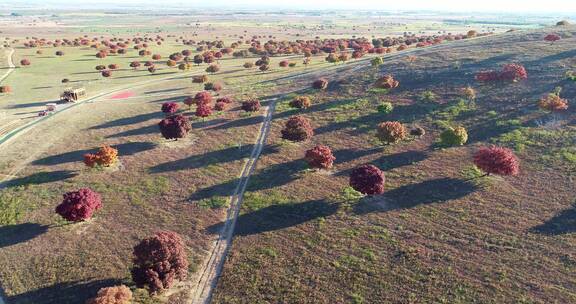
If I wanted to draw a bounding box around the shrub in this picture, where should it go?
[289,96,312,109]
[0,86,12,93]
[312,78,328,90]
[374,75,399,89]
[259,64,269,72]
[279,60,289,67]
[108,64,119,70]
[377,102,394,114]
[129,61,141,69]
[243,62,254,68]
[241,99,261,112]
[473,146,519,176]
[205,64,220,73]
[195,102,213,118]
[410,126,426,137]
[305,145,336,169]
[544,33,561,44]
[538,93,568,112]
[20,58,30,66]
[161,102,179,115]
[55,188,102,222]
[192,75,208,83]
[371,57,384,67]
[183,96,194,109]
[152,54,161,60]
[83,145,118,168]
[556,20,570,26]
[216,96,233,104]
[86,285,132,304]
[131,231,189,294]
[440,126,468,146]
[281,115,314,141]
[204,82,223,92]
[475,63,527,82]
[349,164,385,195]
[377,121,406,144]
[101,70,112,78]
[148,66,156,73]
[500,63,528,81]
[61,78,69,83]
[194,91,212,105]
[461,86,476,101]
[214,101,226,111]
[158,114,191,140]
[55,50,64,56]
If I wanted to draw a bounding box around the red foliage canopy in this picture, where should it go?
[131,231,189,294]
[305,145,336,169]
[544,34,561,43]
[194,91,212,105]
[312,78,328,90]
[195,102,213,117]
[473,146,519,176]
[55,188,102,222]
[241,99,261,112]
[158,114,191,140]
[161,102,179,115]
[281,115,314,141]
[349,164,385,195]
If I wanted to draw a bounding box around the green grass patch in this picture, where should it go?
[198,196,230,209]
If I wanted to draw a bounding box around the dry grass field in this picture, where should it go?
[0,8,574,304]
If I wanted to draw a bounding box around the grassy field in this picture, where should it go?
[211,26,576,303]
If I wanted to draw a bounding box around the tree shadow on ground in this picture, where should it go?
[32,142,156,166]
[207,200,338,236]
[6,279,122,304]
[207,114,263,131]
[7,101,55,109]
[530,204,576,235]
[334,150,428,177]
[354,177,478,215]
[0,223,49,248]
[3,170,77,188]
[89,111,163,130]
[188,158,305,201]
[144,87,187,95]
[150,144,279,173]
[332,147,382,165]
[373,150,428,170]
[106,125,158,138]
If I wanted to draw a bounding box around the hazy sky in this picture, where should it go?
[8,0,576,13]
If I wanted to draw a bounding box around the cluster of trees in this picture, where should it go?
[475,63,528,82]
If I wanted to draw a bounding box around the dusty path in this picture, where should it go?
[0,48,15,83]
[189,98,277,304]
